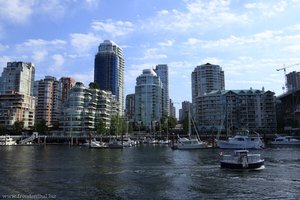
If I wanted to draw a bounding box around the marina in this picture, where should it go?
[0,144,299,199]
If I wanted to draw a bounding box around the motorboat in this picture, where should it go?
[172,136,207,150]
[220,150,264,170]
[216,130,264,149]
[270,134,300,146]
[0,135,17,146]
[82,138,107,148]
[108,139,123,149]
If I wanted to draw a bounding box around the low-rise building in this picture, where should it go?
[195,89,276,132]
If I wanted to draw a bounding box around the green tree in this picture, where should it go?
[89,82,100,89]
[34,119,48,134]
[12,121,24,135]
[95,119,107,135]
[110,115,125,135]
[0,125,7,135]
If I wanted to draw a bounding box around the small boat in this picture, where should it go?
[220,150,264,170]
[108,139,123,149]
[82,138,108,148]
[216,130,264,149]
[172,109,207,150]
[0,135,17,146]
[270,134,300,146]
[172,136,207,150]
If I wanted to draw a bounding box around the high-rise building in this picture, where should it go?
[191,63,225,123]
[179,101,191,122]
[135,69,163,130]
[154,64,170,116]
[169,99,176,118]
[0,62,35,130]
[286,71,300,92]
[94,40,124,116]
[191,63,225,102]
[125,94,135,122]
[0,62,35,95]
[33,76,61,127]
[59,77,75,106]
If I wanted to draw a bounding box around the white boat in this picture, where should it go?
[0,135,17,146]
[220,150,264,170]
[172,110,207,150]
[82,138,107,148]
[270,134,300,146]
[173,136,207,150]
[216,130,264,149]
[108,139,123,149]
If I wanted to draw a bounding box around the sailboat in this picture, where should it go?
[172,110,207,150]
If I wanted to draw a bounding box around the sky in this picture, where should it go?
[1,0,300,114]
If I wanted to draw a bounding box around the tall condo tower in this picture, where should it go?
[94,40,124,116]
[33,76,61,127]
[0,62,35,95]
[191,63,225,103]
[0,62,35,129]
[154,64,170,116]
[135,69,163,130]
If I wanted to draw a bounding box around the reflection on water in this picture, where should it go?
[0,145,299,199]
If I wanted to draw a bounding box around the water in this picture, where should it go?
[0,145,299,200]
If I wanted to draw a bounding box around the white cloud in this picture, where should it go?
[91,19,135,38]
[0,0,33,23]
[139,48,168,60]
[158,40,174,47]
[71,70,94,86]
[0,43,9,51]
[20,39,66,49]
[51,54,64,71]
[32,50,48,63]
[70,32,101,54]
[142,0,248,33]
[244,1,288,17]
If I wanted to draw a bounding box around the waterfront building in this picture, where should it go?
[276,88,300,131]
[154,64,170,116]
[195,89,277,132]
[0,92,35,129]
[60,82,118,136]
[179,101,191,122]
[286,71,300,92]
[0,62,35,130]
[94,40,124,116]
[33,76,61,127]
[135,69,163,130]
[125,94,135,123]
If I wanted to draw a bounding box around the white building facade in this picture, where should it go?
[135,69,163,130]
[0,62,35,130]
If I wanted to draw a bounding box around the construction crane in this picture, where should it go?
[276,63,300,92]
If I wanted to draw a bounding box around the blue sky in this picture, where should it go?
[1,0,300,113]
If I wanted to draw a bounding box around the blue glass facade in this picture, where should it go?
[94,52,119,96]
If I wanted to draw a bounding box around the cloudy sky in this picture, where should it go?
[1,0,300,113]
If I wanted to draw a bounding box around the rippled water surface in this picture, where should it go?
[0,145,299,199]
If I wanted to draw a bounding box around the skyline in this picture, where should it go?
[1,0,300,113]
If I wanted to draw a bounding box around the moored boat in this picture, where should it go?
[172,136,207,150]
[216,130,264,149]
[0,135,17,146]
[270,134,300,146]
[220,150,264,170]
